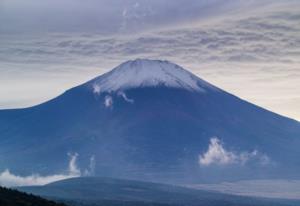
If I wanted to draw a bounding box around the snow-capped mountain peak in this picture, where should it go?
[88,59,217,93]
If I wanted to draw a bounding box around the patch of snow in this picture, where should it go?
[88,59,218,93]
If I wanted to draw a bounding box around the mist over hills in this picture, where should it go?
[18,177,300,206]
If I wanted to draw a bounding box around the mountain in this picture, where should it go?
[0,59,300,183]
[17,177,300,206]
[0,186,66,206]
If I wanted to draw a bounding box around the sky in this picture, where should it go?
[0,0,300,121]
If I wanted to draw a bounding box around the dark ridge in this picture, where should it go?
[0,186,66,206]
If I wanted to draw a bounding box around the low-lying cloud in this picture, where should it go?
[0,153,95,187]
[0,170,77,188]
[104,95,113,108]
[199,137,270,166]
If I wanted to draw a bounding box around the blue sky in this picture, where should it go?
[0,0,300,120]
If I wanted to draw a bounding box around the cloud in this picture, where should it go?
[199,137,236,165]
[0,0,253,34]
[189,179,300,200]
[0,153,97,187]
[93,84,101,95]
[2,4,299,67]
[104,95,113,108]
[0,153,81,187]
[118,91,134,103]
[84,155,96,176]
[68,152,81,176]
[0,170,77,188]
[199,137,270,166]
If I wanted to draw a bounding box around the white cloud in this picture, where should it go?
[104,95,113,108]
[93,84,101,95]
[118,91,134,103]
[199,137,270,166]
[0,170,78,188]
[199,137,237,165]
[68,152,81,176]
[239,150,271,165]
[0,153,81,187]
[84,155,96,176]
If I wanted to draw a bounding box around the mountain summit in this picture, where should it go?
[0,59,300,184]
[87,59,217,93]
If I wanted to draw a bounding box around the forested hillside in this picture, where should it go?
[0,186,66,206]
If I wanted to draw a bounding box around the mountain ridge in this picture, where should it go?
[0,59,300,184]
[18,177,300,206]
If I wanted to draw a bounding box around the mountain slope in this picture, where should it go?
[0,59,300,183]
[0,186,66,206]
[18,177,300,206]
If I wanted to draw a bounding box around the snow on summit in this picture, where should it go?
[89,59,217,93]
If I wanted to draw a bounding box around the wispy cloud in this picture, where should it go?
[189,180,300,200]
[0,170,77,188]
[93,84,101,95]
[0,153,95,187]
[0,0,255,34]
[104,95,113,108]
[84,155,96,176]
[118,91,134,103]
[68,152,81,176]
[199,137,270,166]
